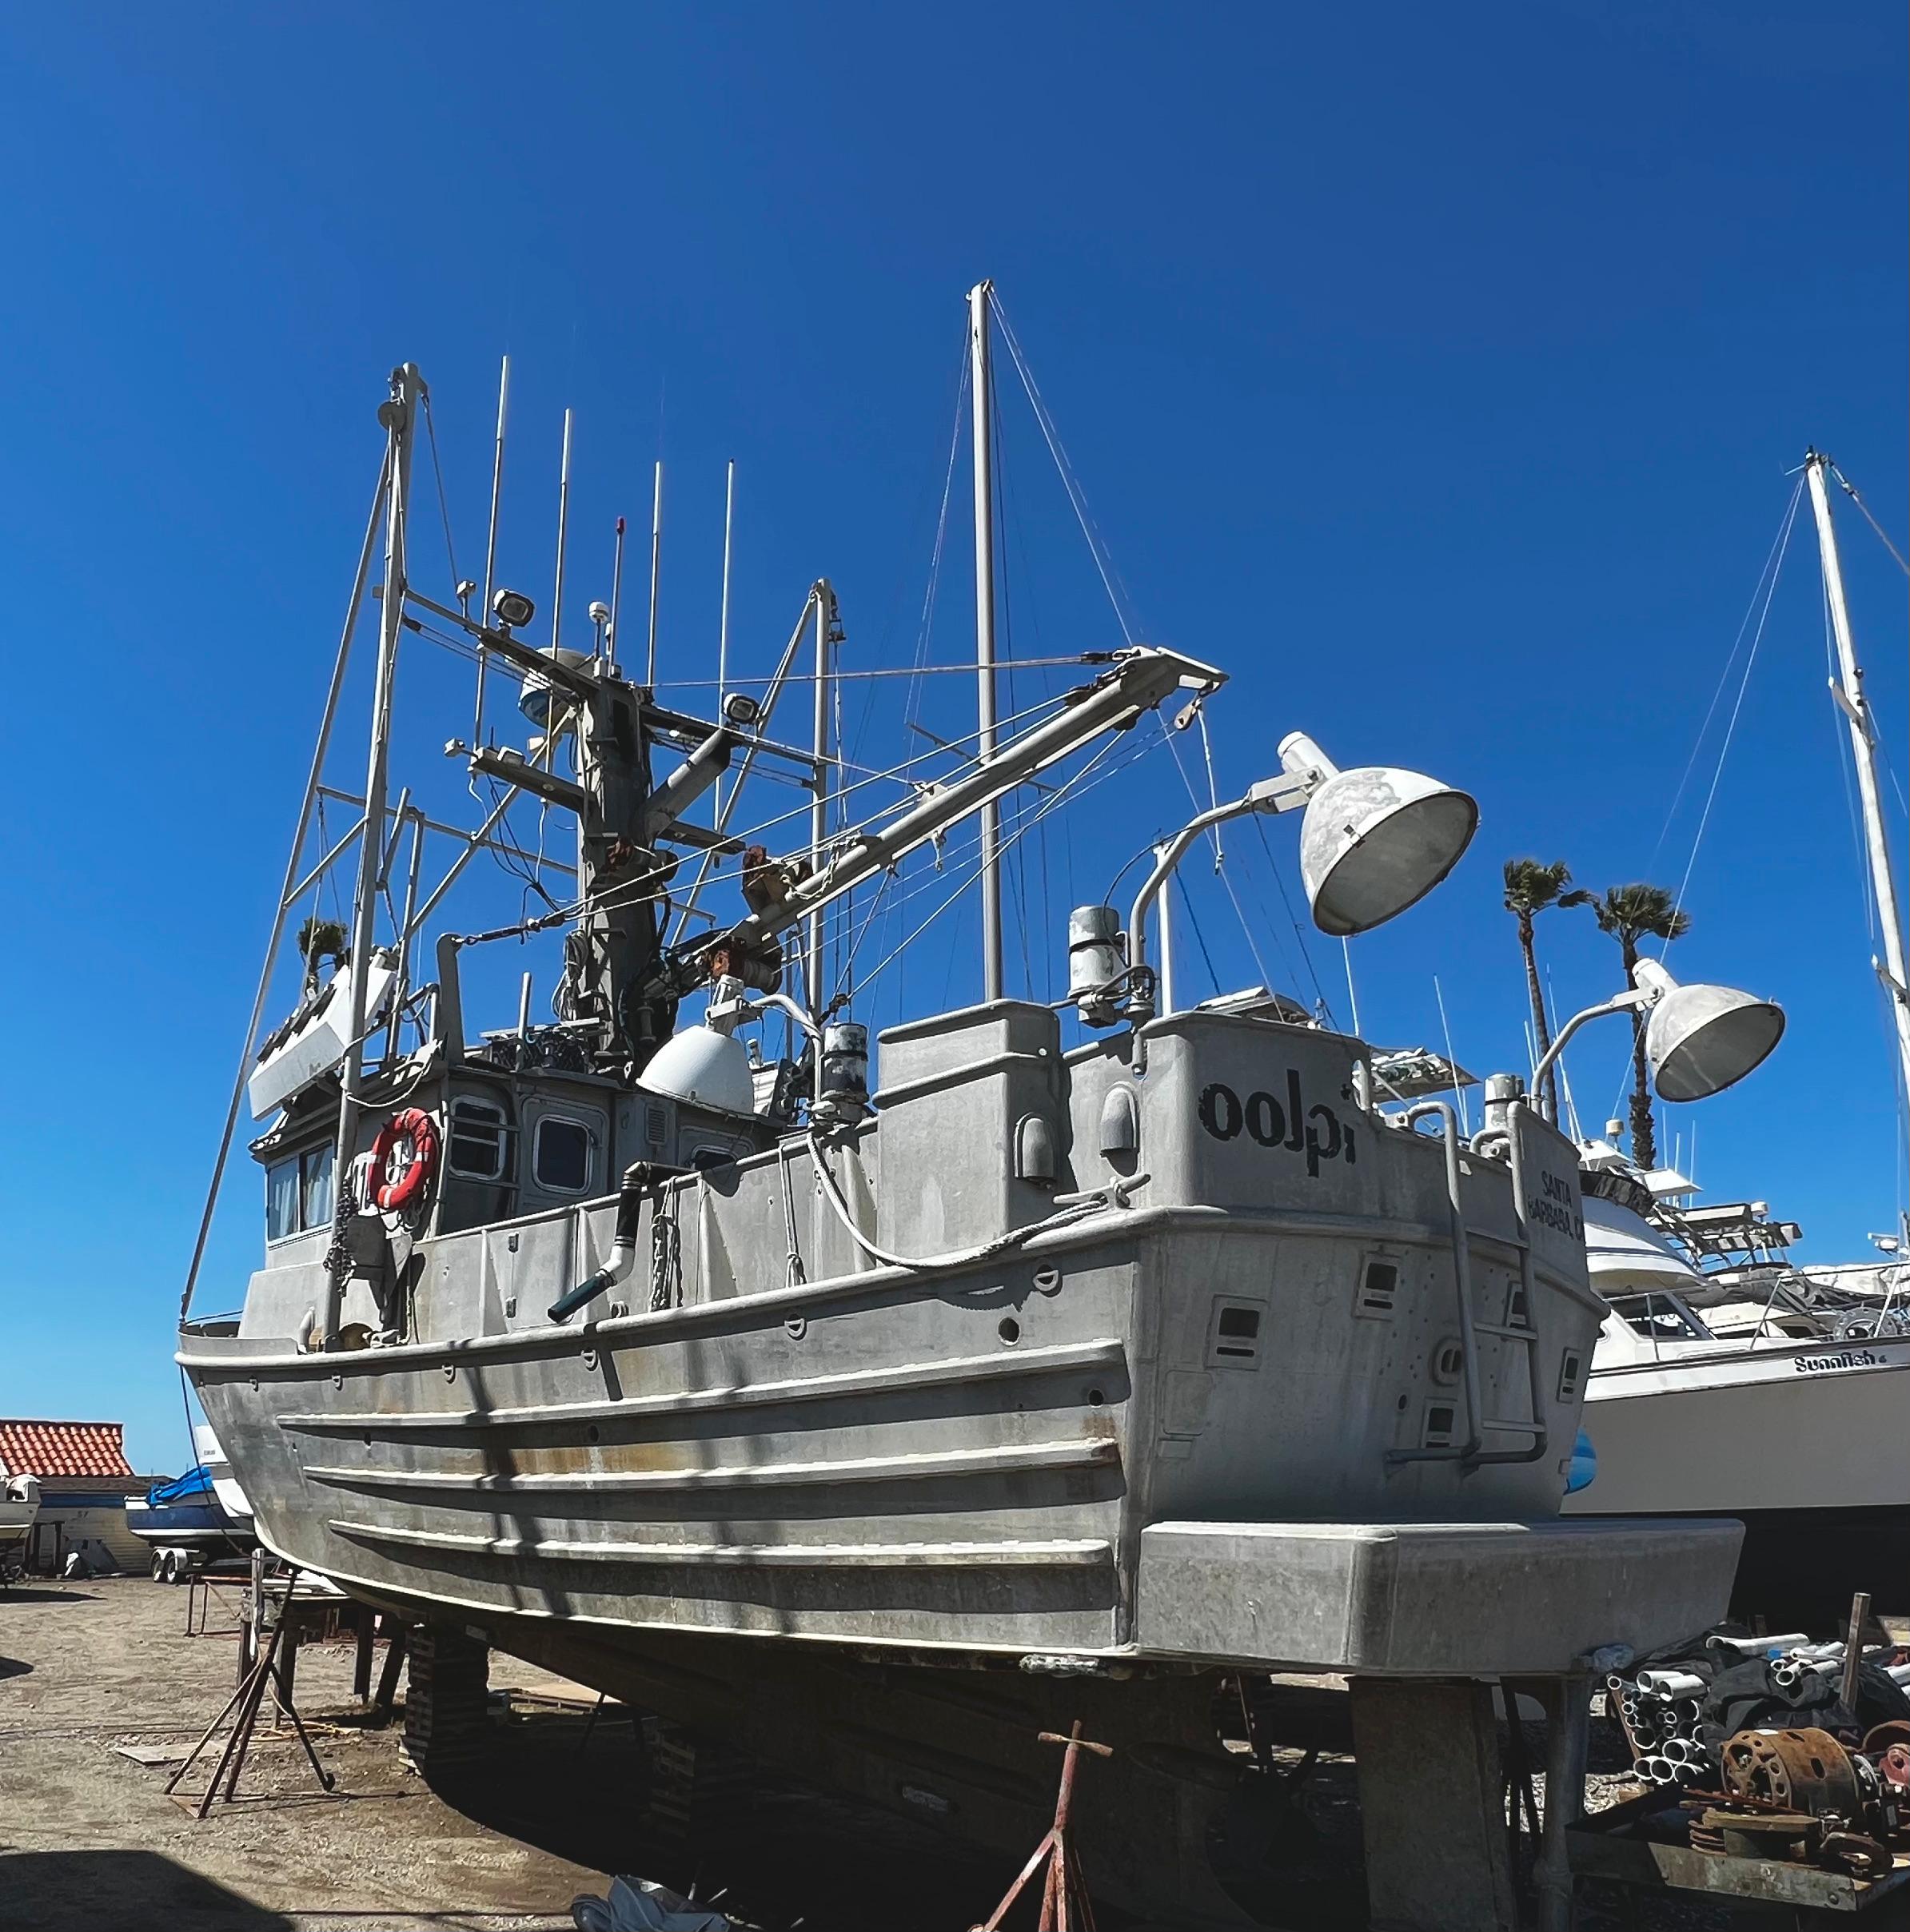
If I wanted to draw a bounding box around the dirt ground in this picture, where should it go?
[0,1575,1787,1932]
[0,1574,1017,1932]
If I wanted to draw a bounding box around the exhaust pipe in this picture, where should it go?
[549,1162,660,1323]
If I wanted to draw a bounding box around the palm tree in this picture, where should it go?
[1589,883,1690,1169]
[1501,860,1589,1123]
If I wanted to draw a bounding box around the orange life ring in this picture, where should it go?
[369,1107,440,1213]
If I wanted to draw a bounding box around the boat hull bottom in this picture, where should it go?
[347,1572,1273,1927]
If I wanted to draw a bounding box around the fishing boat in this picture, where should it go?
[1565,452,1910,1628]
[177,297,1740,1925]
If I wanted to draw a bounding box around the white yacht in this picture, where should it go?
[1565,1147,1910,1624]
[1560,451,1910,1629]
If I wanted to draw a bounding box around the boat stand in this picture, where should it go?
[970,1723,1112,1932]
[164,1568,337,1816]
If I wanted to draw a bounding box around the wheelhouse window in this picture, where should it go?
[301,1142,333,1229]
[447,1097,508,1181]
[532,1116,592,1193]
[265,1157,301,1241]
[266,1144,337,1241]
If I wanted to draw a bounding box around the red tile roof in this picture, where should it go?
[0,1420,136,1480]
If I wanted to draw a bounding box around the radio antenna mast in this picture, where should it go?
[646,460,664,686]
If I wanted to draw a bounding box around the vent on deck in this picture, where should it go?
[1357,1257,1399,1318]
[1206,1301,1264,1368]
[1556,1348,1584,1403]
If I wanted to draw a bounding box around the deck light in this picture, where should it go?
[1118,731,1477,1034]
[1530,961,1784,1114]
[492,587,536,631]
[1632,959,1785,1102]
[1278,732,1480,938]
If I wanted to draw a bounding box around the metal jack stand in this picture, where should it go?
[970,1722,1113,1932]
[164,1568,337,1817]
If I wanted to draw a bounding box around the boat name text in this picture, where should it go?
[1198,1074,1357,1177]
[1795,1348,1888,1374]
[1531,1168,1585,1242]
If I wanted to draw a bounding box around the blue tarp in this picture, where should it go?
[144,1465,216,1509]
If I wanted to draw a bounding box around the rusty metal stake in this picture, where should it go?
[970,1721,1113,1932]
[1841,1591,1872,1716]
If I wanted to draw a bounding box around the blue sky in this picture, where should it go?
[1,5,1903,1472]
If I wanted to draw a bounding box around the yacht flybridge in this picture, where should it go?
[179,306,1737,1926]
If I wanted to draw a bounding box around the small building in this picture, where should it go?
[0,1420,154,1575]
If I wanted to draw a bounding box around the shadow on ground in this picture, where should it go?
[0,1850,294,1931]
[421,1701,1063,1932]
[0,1588,100,1607]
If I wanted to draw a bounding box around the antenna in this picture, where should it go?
[481,356,508,616]
[967,280,1003,1002]
[476,354,509,751]
[551,408,573,652]
[1432,974,1469,1136]
[646,460,664,686]
[716,460,736,819]
[808,582,832,1035]
[607,515,627,672]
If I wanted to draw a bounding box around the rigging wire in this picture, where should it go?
[844,729,1160,1002]
[1824,568,1880,949]
[1246,814,1335,1022]
[1830,460,1910,580]
[1645,476,1807,878]
[1155,713,1282,1002]
[989,293,1143,646]
[1659,477,1804,940]
[420,390,463,598]
[1606,479,1803,1130]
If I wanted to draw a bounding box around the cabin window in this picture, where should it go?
[532,1116,592,1193]
[265,1157,301,1241]
[266,1145,334,1241]
[301,1142,334,1229]
[448,1097,508,1181]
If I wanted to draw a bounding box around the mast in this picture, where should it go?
[646,460,664,686]
[551,407,573,654]
[807,580,833,1025]
[324,362,417,1345]
[1806,450,1910,1109]
[716,460,735,821]
[968,280,1004,1002]
[1154,841,1177,1017]
[475,354,508,752]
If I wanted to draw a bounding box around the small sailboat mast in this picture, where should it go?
[1804,449,1910,1112]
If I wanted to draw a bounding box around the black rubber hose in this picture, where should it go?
[548,1162,656,1323]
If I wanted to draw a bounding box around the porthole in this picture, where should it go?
[999,1317,1022,1345]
